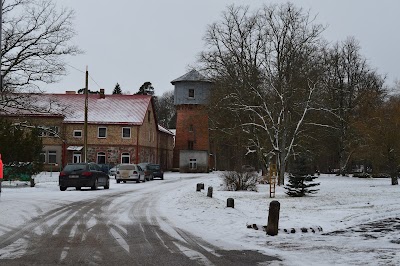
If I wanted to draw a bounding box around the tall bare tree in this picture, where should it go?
[1,0,81,112]
[322,37,385,175]
[201,3,327,184]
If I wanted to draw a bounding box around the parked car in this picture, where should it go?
[98,163,114,174]
[138,162,153,181]
[147,164,164,180]
[108,164,121,177]
[59,163,110,191]
[116,164,145,183]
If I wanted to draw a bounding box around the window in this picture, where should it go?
[188,141,194,150]
[122,127,131,138]
[97,152,106,164]
[98,127,107,138]
[40,152,46,163]
[188,89,195,98]
[121,153,130,164]
[189,124,193,132]
[48,151,57,164]
[73,152,81,163]
[189,159,197,169]
[73,130,82,138]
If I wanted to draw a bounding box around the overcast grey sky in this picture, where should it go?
[42,0,400,95]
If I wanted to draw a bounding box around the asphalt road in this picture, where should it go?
[0,177,280,265]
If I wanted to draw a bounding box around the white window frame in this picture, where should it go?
[48,150,57,164]
[189,158,197,169]
[122,127,131,139]
[97,152,106,164]
[121,152,130,164]
[98,127,107,138]
[188,89,195,98]
[73,130,82,138]
[40,151,46,163]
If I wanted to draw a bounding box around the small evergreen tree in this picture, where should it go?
[285,154,320,197]
[113,83,122,94]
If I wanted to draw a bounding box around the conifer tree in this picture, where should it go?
[285,154,320,197]
[113,83,122,94]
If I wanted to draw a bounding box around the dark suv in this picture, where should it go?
[59,163,110,191]
[147,164,164,180]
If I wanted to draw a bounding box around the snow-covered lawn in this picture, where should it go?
[1,172,399,265]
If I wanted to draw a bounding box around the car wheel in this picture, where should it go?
[60,186,67,191]
[104,179,110,189]
[76,187,81,190]
[91,179,98,190]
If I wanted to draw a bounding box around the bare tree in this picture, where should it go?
[154,90,176,128]
[322,37,385,175]
[1,0,81,112]
[201,3,327,185]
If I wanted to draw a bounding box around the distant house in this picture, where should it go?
[1,90,174,171]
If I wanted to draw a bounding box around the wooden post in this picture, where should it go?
[392,176,398,185]
[207,186,213,197]
[227,198,234,208]
[267,200,280,236]
[196,183,203,191]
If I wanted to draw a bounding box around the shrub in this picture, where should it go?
[352,172,372,178]
[220,171,258,191]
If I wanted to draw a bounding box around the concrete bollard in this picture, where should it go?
[266,200,280,236]
[196,183,203,191]
[207,186,213,198]
[227,198,234,208]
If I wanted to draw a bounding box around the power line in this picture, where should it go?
[65,63,102,89]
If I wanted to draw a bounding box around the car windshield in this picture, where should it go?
[63,164,87,172]
[119,164,136,170]
[148,164,160,170]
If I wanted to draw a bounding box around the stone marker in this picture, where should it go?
[266,200,280,236]
[227,198,234,208]
[207,186,213,197]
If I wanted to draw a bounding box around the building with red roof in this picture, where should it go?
[1,90,174,171]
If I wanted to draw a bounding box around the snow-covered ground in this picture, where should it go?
[1,172,399,265]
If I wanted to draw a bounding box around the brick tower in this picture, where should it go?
[171,70,212,172]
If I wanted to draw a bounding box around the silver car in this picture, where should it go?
[108,164,121,177]
[116,164,145,183]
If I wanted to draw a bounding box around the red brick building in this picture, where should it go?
[171,70,213,172]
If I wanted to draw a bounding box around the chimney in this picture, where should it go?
[99,88,105,99]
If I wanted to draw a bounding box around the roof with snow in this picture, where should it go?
[170,69,211,85]
[158,125,175,135]
[2,93,153,125]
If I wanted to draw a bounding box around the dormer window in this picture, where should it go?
[188,89,195,98]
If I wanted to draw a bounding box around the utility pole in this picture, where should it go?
[84,66,88,163]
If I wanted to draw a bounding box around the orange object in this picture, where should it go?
[0,154,3,179]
